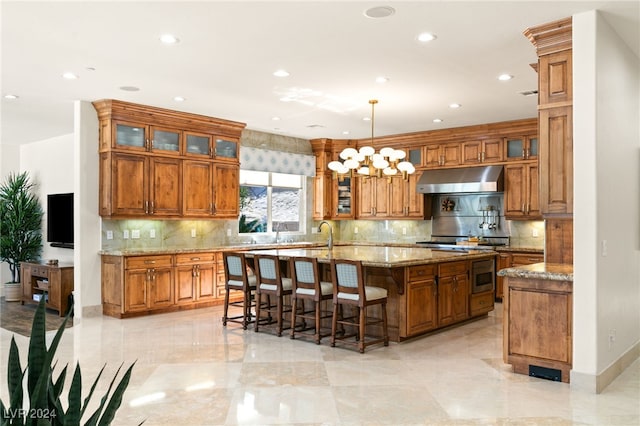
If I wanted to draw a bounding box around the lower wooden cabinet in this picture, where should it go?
[406,265,438,335]
[101,251,229,318]
[503,275,572,382]
[404,260,491,339]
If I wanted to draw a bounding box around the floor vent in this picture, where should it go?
[529,364,561,382]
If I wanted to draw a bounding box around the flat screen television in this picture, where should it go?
[47,193,74,249]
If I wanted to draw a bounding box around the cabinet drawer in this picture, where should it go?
[125,255,173,269]
[439,261,468,276]
[407,264,435,282]
[175,252,216,265]
[470,292,494,316]
[30,266,50,277]
[511,253,543,266]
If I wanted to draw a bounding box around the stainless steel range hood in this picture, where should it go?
[416,165,504,194]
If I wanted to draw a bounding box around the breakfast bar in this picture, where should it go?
[243,245,497,342]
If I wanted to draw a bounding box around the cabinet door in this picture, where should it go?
[496,253,511,300]
[124,269,149,312]
[408,147,423,168]
[424,145,442,167]
[196,264,216,302]
[333,177,354,219]
[405,173,424,217]
[389,177,406,217]
[183,160,213,217]
[504,164,526,219]
[214,138,239,161]
[175,266,196,304]
[452,274,469,322]
[441,144,461,167]
[407,278,438,335]
[213,164,239,217]
[150,157,182,217]
[482,139,504,163]
[373,178,390,217]
[185,132,213,157]
[462,141,482,165]
[312,173,332,220]
[149,126,181,156]
[539,106,573,215]
[111,153,148,216]
[526,163,541,218]
[149,267,174,309]
[357,178,375,218]
[437,276,455,326]
[113,121,148,151]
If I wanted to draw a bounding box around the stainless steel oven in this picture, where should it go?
[471,258,495,293]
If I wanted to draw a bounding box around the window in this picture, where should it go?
[239,170,305,234]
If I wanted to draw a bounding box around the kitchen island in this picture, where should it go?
[243,245,497,342]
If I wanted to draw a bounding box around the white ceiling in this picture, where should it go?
[1,1,638,146]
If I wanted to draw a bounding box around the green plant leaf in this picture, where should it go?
[96,362,136,426]
[63,364,83,426]
[80,365,105,421]
[7,337,24,412]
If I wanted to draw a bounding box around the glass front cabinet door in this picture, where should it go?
[214,138,239,161]
[185,132,213,157]
[114,122,147,150]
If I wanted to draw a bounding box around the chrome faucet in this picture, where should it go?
[318,221,333,249]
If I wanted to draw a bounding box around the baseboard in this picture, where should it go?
[571,341,640,393]
[81,304,103,318]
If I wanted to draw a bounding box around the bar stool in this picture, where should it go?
[329,259,389,353]
[289,256,333,344]
[222,252,257,330]
[254,254,293,336]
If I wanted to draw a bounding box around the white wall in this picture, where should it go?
[73,101,101,317]
[20,134,75,264]
[573,10,640,389]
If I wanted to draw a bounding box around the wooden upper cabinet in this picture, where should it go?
[505,135,538,161]
[312,173,332,220]
[93,99,246,219]
[425,143,460,168]
[462,139,503,165]
[539,50,573,106]
[213,163,240,218]
[539,106,573,215]
[504,161,541,220]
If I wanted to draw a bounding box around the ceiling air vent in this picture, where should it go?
[306,124,325,129]
[519,90,538,97]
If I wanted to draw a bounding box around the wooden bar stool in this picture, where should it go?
[254,254,293,336]
[329,259,389,353]
[222,252,258,330]
[289,256,333,344]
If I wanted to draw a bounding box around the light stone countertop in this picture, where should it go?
[242,245,496,268]
[497,262,573,282]
[496,245,544,254]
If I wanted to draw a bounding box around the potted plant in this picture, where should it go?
[0,171,44,301]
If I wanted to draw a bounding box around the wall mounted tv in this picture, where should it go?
[47,193,74,249]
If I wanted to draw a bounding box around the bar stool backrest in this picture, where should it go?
[331,259,365,305]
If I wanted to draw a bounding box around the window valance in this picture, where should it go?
[240,146,316,177]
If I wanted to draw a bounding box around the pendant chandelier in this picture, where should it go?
[327,99,416,181]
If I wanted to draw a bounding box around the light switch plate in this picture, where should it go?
[123,230,129,239]
[131,229,140,239]
[106,230,113,240]
[149,229,156,238]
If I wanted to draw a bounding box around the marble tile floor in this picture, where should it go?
[1,304,638,426]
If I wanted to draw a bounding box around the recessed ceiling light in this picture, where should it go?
[449,103,461,109]
[375,76,389,84]
[272,116,281,121]
[160,34,180,44]
[417,32,437,42]
[85,67,96,72]
[363,117,371,122]
[173,96,185,102]
[119,86,140,92]
[273,69,290,77]
[433,118,443,123]
[364,6,395,19]
[342,130,350,135]
[62,72,78,80]
[4,94,18,100]
[498,74,514,81]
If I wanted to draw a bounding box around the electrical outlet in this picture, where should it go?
[311,227,318,234]
[106,230,113,240]
[609,329,616,349]
[123,230,129,239]
[354,227,359,234]
[191,228,197,238]
[149,229,156,238]
[602,239,608,257]
[402,227,407,235]
[226,228,232,237]
[532,228,539,238]
[131,229,140,239]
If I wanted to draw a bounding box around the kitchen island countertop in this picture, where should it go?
[498,262,573,282]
